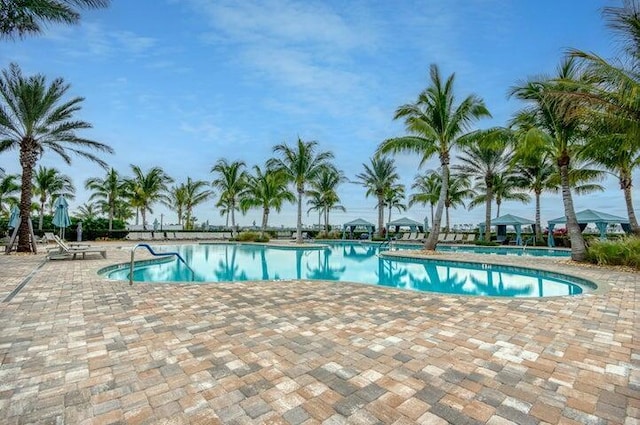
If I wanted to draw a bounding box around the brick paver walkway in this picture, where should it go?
[0,243,638,424]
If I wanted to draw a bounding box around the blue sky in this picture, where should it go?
[1,0,636,228]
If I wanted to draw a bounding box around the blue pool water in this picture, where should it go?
[103,243,590,297]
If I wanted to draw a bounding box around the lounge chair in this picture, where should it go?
[437,233,447,242]
[443,233,456,243]
[452,233,464,243]
[465,233,477,244]
[399,233,411,241]
[413,233,425,241]
[47,235,107,260]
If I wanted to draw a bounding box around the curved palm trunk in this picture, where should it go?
[445,205,450,232]
[495,201,501,218]
[18,142,38,252]
[534,190,542,243]
[141,208,147,230]
[425,160,449,250]
[296,188,303,243]
[377,195,384,238]
[559,159,586,261]
[620,173,640,235]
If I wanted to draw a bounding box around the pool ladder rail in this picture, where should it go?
[129,243,195,285]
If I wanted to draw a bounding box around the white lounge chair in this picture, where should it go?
[437,233,447,242]
[47,235,107,260]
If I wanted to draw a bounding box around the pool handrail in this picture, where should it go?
[129,243,195,285]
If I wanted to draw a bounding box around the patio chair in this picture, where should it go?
[452,233,464,243]
[413,233,425,241]
[437,233,447,242]
[443,233,456,242]
[465,233,477,244]
[47,235,107,260]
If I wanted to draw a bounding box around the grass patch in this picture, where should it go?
[586,236,640,270]
[235,231,270,243]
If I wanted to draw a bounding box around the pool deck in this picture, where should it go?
[0,242,638,424]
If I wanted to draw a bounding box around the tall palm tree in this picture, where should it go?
[509,58,592,261]
[211,159,247,234]
[113,198,134,224]
[32,166,75,230]
[453,131,512,241]
[240,165,295,238]
[444,174,473,232]
[124,165,172,230]
[307,168,346,234]
[267,138,335,243]
[85,167,124,231]
[354,156,400,238]
[1,0,110,40]
[168,184,187,226]
[384,184,406,224]
[183,177,213,230]
[409,171,440,229]
[0,64,112,251]
[377,64,491,249]
[0,172,20,216]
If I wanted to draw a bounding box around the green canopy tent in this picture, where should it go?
[342,218,375,239]
[478,214,535,246]
[385,217,424,239]
[547,209,630,247]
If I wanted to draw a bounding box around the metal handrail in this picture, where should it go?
[129,243,195,285]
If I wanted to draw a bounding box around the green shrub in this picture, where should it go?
[586,236,640,270]
[236,231,270,242]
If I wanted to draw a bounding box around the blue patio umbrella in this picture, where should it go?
[52,196,71,238]
[8,205,19,229]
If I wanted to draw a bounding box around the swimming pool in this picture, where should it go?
[103,243,592,297]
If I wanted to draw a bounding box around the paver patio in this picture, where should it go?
[0,243,638,424]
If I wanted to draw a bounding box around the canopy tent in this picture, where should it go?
[342,218,375,239]
[385,217,424,238]
[478,214,535,246]
[547,209,630,247]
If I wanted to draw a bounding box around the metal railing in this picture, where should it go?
[129,243,195,285]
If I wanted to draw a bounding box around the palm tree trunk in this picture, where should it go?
[108,203,114,232]
[18,143,37,252]
[261,207,269,239]
[445,205,450,232]
[231,200,236,236]
[484,186,492,242]
[141,208,147,230]
[135,209,139,225]
[39,197,45,230]
[377,195,384,238]
[535,190,542,243]
[430,204,434,230]
[621,173,640,235]
[559,159,586,261]
[496,201,501,218]
[425,160,449,250]
[324,209,329,234]
[296,188,303,243]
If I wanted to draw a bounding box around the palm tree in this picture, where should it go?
[0,172,20,216]
[384,184,406,224]
[307,168,346,234]
[113,198,134,224]
[0,64,112,251]
[183,177,213,230]
[168,184,187,226]
[1,0,110,40]
[124,165,172,230]
[567,2,640,234]
[354,156,400,238]
[240,165,295,238]
[444,174,473,232]
[267,138,335,243]
[377,64,491,249]
[491,173,530,218]
[75,202,99,221]
[409,171,440,229]
[85,168,124,232]
[32,166,75,230]
[211,159,247,235]
[453,131,512,241]
[509,58,593,261]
